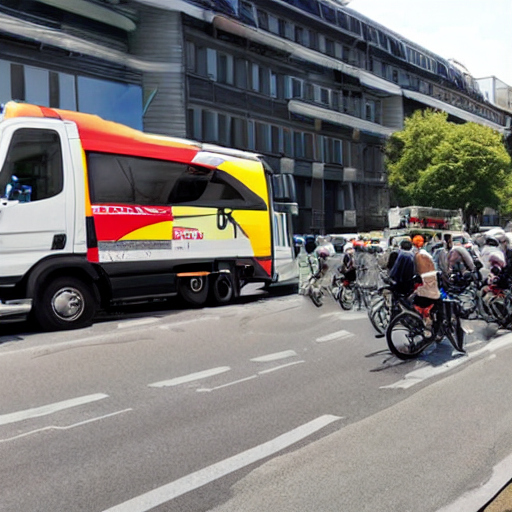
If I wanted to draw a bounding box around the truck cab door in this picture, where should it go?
[0,122,72,280]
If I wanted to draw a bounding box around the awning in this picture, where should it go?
[34,0,136,32]
[0,13,175,73]
[134,0,214,23]
[288,100,396,137]
[402,89,505,132]
[359,70,402,96]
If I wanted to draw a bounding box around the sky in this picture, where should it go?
[348,0,512,86]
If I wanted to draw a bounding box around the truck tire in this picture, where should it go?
[178,276,209,306]
[34,276,97,331]
[210,274,234,305]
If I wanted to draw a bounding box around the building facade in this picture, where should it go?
[0,0,510,234]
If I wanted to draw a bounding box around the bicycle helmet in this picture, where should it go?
[315,246,331,259]
[412,235,424,249]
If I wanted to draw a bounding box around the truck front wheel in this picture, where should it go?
[34,276,97,331]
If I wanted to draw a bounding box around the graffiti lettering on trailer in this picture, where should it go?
[92,205,171,216]
[173,227,204,240]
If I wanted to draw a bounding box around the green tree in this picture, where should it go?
[385,110,512,218]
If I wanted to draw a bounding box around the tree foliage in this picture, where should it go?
[385,110,512,216]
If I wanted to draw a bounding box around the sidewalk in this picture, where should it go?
[482,481,512,511]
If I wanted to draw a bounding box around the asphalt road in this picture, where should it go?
[0,285,511,512]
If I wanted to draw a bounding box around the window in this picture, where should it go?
[315,135,324,162]
[291,77,303,98]
[365,101,375,122]
[10,63,25,101]
[268,14,279,34]
[87,153,266,210]
[325,38,335,57]
[218,114,231,146]
[232,117,247,148]
[271,125,281,154]
[240,1,256,26]
[187,108,202,140]
[49,72,59,108]
[304,133,314,160]
[247,120,255,150]
[377,30,389,51]
[308,30,318,50]
[202,110,218,142]
[337,11,349,30]
[257,9,268,30]
[279,19,293,39]
[320,87,330,105]
[186,41,195,71]
[320,3,336,23]
[234,58,248,89]
[305,83,314,101]
[349,16,361,36]
[270,71,278,98]
[331,91,340,110]
[250,63,259,92]
[0,129,63,202]
[259,66,271,95]
[294,131,304,158]
[255,122,270,152]
[283,128,293,157]
[206,48,217,80]
[295,25,305,45]
[217,53,233,85]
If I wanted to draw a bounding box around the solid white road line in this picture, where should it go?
[0,408,132,443]
[196,375,258,392]
[158,316,220,329]
[148,367,231,388]
[250,350,297,362]
[0,393,108,426]
[102,414,342,512]
[315,330,353,343]
[437,450,512,511]
[117,318,160,329]
[258,360,305,374]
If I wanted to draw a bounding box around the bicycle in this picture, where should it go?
[367,274,414,335]
[337,265,374,311]
[385,295,465,360]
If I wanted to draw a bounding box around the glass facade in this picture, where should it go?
[0,59,142,130]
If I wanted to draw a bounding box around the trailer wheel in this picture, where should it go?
[34,276,97,331]
[211,274,234,305]
[178,276,209,306]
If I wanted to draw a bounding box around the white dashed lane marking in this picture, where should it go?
[0,393,108,426]
[148,367,231,388]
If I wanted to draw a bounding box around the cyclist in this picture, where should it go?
[389,239,415,296]
[412,234,425,254]
[339,244,357,284]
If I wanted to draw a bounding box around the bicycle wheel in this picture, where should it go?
[369,298,390,335]
[457,285,478,320]
[339,285,354,310]
[308,285,324,307]
[444,301,465,352]
[386,311,430,360]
